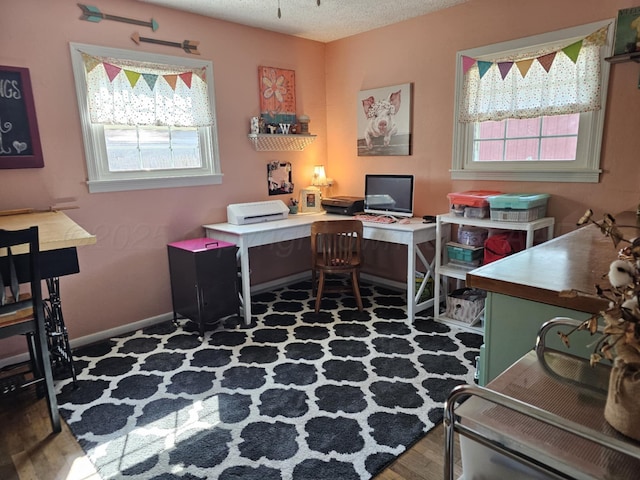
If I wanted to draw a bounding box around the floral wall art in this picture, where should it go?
[259,66,296,128]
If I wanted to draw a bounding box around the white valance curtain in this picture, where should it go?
[458,26,608,123]
[82,53,213,127]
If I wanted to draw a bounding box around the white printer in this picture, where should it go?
[227,200,289,225]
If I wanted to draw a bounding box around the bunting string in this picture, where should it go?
[458,24,611,123]
[80,52,213,127]
[461,25,610,80]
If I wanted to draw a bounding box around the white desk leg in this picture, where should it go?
[407,242,416,321]
[238,239,252,326]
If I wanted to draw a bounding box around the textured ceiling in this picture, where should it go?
[137,0,468,43]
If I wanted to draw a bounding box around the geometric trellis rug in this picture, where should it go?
[55,281,482,480]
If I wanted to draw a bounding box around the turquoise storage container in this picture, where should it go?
[488,193,550,222]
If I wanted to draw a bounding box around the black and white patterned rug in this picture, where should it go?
[55,281,481,480]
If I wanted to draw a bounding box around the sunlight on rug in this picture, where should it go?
[56,281,482,480]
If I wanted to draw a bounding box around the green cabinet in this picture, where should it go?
[478,292,592,385]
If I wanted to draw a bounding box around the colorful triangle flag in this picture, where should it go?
[81,53,101,73]
[498,61,514,79]
[142,73,158,90]
[124,69,141,88]
[164,74,178,90]
[462,55,476,74]
[103,63,122,82]
[477,60,493,79]
[562,39,583,63]
[537,52,556,73]
[584,25,609,46]
[515,58,534,78]
[179,72,193,88]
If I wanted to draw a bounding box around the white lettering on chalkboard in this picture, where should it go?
[0,117,15,154]
[0,79,22,100]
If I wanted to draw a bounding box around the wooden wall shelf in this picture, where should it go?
[248,134,316,151]
[605,51,640,64]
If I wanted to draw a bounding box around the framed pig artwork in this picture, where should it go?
[357,82,412,156]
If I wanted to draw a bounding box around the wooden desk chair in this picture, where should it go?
[311,219,363,313]
[0,227,61,433]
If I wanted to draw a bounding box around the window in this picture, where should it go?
[70,43,222,193]
[452,20,613,183]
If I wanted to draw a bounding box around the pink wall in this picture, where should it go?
[1,0,640,358]
[0,0,326,357]
[325,0,640,235]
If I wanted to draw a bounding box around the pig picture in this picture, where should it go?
[357,83,411,156]
[362,90,401,149]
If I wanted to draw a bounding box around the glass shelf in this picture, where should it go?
[248,134,317,151]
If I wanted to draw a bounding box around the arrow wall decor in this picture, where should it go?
[78,3,159,31]
[131,32,200,55]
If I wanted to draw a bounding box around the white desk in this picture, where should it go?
[203,213,438,325]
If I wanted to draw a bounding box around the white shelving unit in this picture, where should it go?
[434,213,555,333]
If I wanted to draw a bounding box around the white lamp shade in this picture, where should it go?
[312,165,327,186]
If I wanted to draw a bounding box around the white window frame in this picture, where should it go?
[70,42,222,193]
[451,19,613,183]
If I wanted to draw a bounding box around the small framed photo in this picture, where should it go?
[299,188,322,213]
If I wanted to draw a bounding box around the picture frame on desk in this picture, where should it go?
[299,187,322,213]
[0,65,44,169]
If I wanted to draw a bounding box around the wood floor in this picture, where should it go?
[0,387,462,480]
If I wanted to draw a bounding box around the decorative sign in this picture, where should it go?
[259,66,296,125]
[0,66,43,168]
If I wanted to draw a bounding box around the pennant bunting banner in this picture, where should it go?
[80,52,202,91]
[462,24,610,80]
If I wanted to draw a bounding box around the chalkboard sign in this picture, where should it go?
[0,66,43,168]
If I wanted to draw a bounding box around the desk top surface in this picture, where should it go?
[466,212,640,313]
[0,211,96,252]
[204,212,436,234]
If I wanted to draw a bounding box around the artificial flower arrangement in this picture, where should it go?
[558,209,640,440]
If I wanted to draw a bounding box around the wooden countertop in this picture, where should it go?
[0,211,96,254]
[466,211,640,314]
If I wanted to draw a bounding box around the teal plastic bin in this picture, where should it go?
[488,193,550,222]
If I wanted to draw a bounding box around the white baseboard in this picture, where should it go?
[0,312,173,369]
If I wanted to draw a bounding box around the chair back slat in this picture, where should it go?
[312,220,362,269]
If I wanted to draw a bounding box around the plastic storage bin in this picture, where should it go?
[447,242,484,267]
[488,193,550,222]
[457,226,489,247]
[447,190,502,217]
